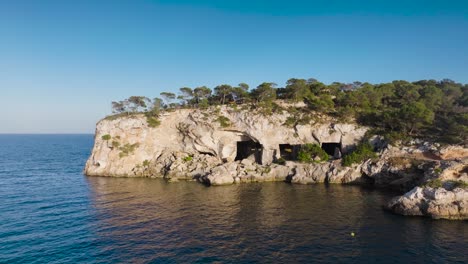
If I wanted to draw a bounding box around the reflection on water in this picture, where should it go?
[87,178,468,263]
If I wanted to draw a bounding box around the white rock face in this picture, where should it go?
[84,106,368,178]
[385,187,468,220]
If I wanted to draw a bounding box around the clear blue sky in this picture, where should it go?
[1,0,467,133]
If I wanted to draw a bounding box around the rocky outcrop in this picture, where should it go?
[85,106,367,178]
[385,187,468,220]
[438,145,468,160]
[84,105,468,220]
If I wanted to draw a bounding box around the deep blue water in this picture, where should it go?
[0,134,467,263]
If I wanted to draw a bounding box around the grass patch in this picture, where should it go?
[101,134,111,140]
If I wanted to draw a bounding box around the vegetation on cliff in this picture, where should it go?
[297,144,330,163]
[109,78,467,144]
[342,142,378,166]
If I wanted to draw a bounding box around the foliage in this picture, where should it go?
[101,134,111,140]
[214,84,233,105]
[262,166,272,174]
[142,160,150,167]
[250,82,277,104]
[297,144,329,163]
[452,181,468,189]
[342,142,377,166]
[423,179,443,188]
[118,143,140,158]
[145,112,161,128]
[106,78,467,145]
[285,78,310,102]
[183,155,193,162]
[274,157,286,165]
[283,116,297,127]
[111,141,120,148]
[146,116,160,127]
[216,115,231,128]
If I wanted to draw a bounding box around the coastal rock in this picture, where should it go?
[385,187,468,220]
[290,163,330,184]
[85,106,368,178]
[438,145,468,160]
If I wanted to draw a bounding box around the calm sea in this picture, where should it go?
[0,134,466,263]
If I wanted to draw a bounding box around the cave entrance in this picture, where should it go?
[279,144,301,160]
[321,142,341,157]
[235,140,263,164]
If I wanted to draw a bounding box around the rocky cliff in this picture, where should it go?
[85,105,367,178]
[85,106,468,220]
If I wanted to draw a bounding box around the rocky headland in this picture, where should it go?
[85,105,468,220]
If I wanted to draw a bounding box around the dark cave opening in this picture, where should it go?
[235,140,263,164]
[321,142,341,157]
[279,144,301,161]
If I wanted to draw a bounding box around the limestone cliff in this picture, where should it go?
[85,106,367,178]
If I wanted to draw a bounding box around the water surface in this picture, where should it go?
[0,135,466,263]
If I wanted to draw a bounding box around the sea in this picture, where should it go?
[0,134,466,263]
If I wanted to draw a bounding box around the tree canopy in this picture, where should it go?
[109,78,468,144]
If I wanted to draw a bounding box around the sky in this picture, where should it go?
[0,0,467,133]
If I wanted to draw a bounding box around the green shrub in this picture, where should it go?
[382,131,410,145]
[101,134,111,140]
[118,143,140,158]
[434,167,442,175]
[145,112,161,128]
[452,181,468,189]
[424,179,443,188]
[146,116,161,127]
[111,141,120,148]
[142,160,150,167]
[283,116,296,127]
[216,116,231,128]
[342,142,377,166]
[424,179,467,189]
[297,144,329,163]
[274,157,286,165]
[183,155,193,162]
[262,166,272,174]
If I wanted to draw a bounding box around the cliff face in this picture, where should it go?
[84,106,367,178]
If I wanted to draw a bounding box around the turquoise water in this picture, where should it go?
[0,135,466,263]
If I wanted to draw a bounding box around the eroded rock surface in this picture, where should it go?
[385,187,468,220]
[85,106,367,178]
